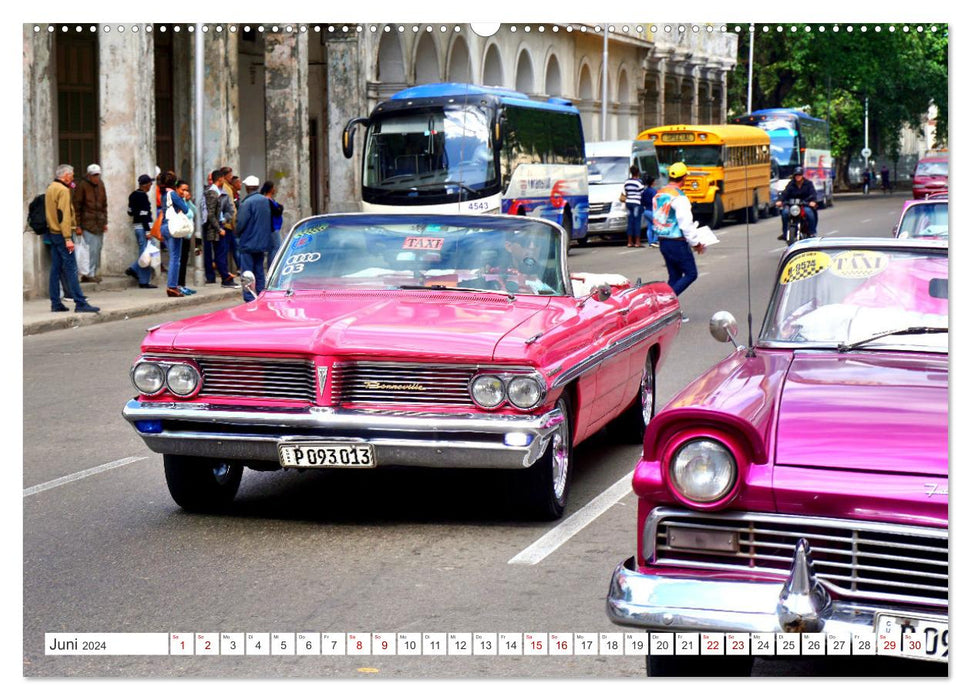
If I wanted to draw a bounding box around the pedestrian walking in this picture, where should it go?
[124,174,158,289]
[235,180,274,303]
[175,180,197,295]
[640,175,658,247]
[220,166,241,271]
[623,166,645,247]
[260,180,284,267]
[203,169,238,287]
[44,164,99,313]
[880,164,891,194]
[862,169,870,195]
[652,162,705,318]
[73,163,108,282]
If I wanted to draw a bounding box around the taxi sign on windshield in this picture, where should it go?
[403,237,444,251]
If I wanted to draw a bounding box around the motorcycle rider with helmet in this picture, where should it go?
[776,166,818,240]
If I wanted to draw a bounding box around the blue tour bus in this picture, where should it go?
[731,108,834,208]
[342,83,589,243]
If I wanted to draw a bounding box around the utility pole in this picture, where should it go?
[602,24,609,140]
[747,25,754,114]
[192,23,205,286]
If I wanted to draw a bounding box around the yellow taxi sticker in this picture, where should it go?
[780,251,832,284]
[830,250,890,279]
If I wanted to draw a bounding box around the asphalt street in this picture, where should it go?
[23,192,931,680]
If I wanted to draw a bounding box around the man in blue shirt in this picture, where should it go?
[235,177,273,302]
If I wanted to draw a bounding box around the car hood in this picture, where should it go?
[775,352,948,476]
[145,291,551,362]
[588,183,624,204]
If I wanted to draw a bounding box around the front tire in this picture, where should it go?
[612,356,656,444]
[709,193,724,230]
[647,654,754,677]
[163,454,243,513]
[516,396,573,520]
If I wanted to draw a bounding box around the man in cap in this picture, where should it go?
[776,166,818,240]
[73,163,109,282]
[124,174,158,288]
[241,175,260,201]
[652,162,705,317]
[235,177,273,302]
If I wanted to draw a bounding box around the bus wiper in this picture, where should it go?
[406,181,478,198]
[837,326,948,353]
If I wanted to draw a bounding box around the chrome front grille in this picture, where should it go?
[196,356,317,402]
[588,202,611,217]
[332,362,476,407]
[648,509,948,608]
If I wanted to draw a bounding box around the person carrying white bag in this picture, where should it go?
[125,174,159,289]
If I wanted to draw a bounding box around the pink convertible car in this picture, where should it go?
[123,214,680,519]
[607,237,948,675]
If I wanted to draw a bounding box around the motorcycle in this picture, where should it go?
[781,198,813,245]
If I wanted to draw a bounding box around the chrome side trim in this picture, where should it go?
[551,309,679,389]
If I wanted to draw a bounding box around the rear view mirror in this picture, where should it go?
[341,117,370,159]
[709,310,739,344]
[929,278,948,299]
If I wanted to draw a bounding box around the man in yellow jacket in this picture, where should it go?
[44,164,99,313]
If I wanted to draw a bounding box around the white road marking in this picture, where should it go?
[23,456,149,498]
[508,470,634,565]
[861,219,872,223]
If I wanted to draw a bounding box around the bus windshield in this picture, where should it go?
[655,145,723,167]
[363,105,497,195]
[585,156,629,184]
[755,118,801,177]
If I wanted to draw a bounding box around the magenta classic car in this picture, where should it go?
[607,237,948,675]
[123,214,681,519]
[894,196,948,241]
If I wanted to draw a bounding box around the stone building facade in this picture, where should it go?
[22,22,736,298]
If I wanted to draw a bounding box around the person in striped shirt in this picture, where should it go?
[623,166,645,247]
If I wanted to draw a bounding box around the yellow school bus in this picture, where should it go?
[638,125,771,229]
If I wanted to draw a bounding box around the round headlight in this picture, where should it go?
[166,363,201,397]
[788,204,801,217]
[507,376,543,409]
[132,362,165,395]
[471,375,504,408]
[669,439,737,503]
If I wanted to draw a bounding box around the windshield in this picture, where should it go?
[655,145,723,168]
[269,215,567,296]
[586,156,629,184]
[915,161,948,177]
[897,202,948,240]
[761,246,948,352]
[363,105,497,195]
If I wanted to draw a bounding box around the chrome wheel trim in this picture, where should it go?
[551,402,570,502]
[212,462,234,486]
[640,366,655,427]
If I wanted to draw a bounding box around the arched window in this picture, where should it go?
[377,31,405,84]
[545,54,562,97]
[515,50,534,95]
[482,43,503,86]
[414,33,440,84]
[447,37,472,83]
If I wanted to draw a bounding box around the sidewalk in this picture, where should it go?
[23,275,243,336]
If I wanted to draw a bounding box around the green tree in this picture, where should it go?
[727,24,947,188]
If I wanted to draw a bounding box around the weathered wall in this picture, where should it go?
[99,28,156,276]
[265,31,310,233]
[22,27,57,297]
[325,35,366,212]
[202,30,240,178]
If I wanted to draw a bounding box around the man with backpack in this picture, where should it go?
[43,164,99,313]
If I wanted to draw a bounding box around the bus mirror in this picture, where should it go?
[494,119,503,150]
[341,117,370,159]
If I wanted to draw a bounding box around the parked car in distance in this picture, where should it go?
[607,236,948,676]
[123,214,682,519]
[894,196,948,241]
[911,154,948,199]
[585,140,663,242]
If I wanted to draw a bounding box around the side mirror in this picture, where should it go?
[593,284,612,303]
[709,310,739,346]
[241,270,257,301]
[341,117,370,159]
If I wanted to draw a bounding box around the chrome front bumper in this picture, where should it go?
[122,399,564,469]
[607,544,944,636]
[588,216,628,233]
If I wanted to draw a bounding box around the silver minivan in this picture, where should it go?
[585,140,664,241]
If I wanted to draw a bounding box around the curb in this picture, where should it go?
[23,288,241,336]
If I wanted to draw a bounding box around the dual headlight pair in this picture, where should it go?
[131,359,202,398]
[668,439,737,504]
[470,372,545,411]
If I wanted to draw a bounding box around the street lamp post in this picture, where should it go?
[602,24,609,140]
[747,25,754,114]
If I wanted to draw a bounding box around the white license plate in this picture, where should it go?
[875,612,949,662]
[278,442,376,469]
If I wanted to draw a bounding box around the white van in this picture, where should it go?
[585,140,664,241]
